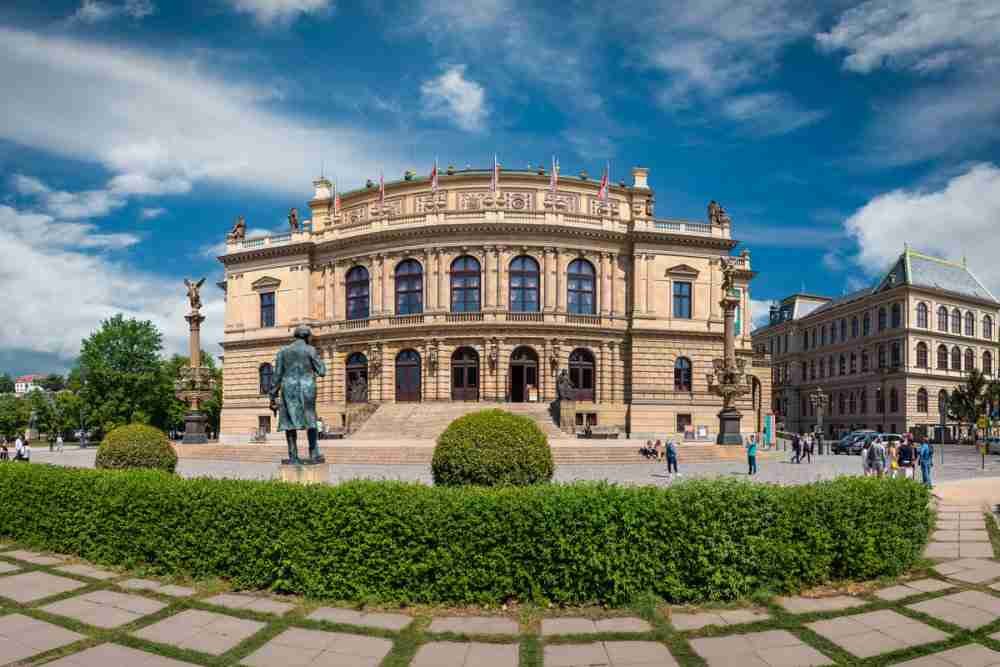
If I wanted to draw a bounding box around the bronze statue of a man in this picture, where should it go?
[269,324,327,464]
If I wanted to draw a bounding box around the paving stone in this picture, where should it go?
[204,592,295,616]
[690,630,832,667]
[606,641,679,666]
[544,642,609,667]
[936,520,961,530]
[427,616,518,635]
[894,643,1000,666]
[925,542,961,559]
[307,606,412,631]
[934,559,1000,583]
[413,641,519,667]
[42,642,201,666]
[807,610,947,659]
[670,608,770,631]
[42,590,166,628]
[907,579,954,593]
[241,627,394,667]
[157,584,197,597]
[120,578,162,591]
[0,560,21,574]
[56,563,118,580]
[961,530,990,541]
[775,595,866,614]
[876,579,954,601]
[595,617,653,633]
[933,530,960,541]
[960,543,996,559]
[542,618,599,635]
[0,613,84,664]
[908,591,1000,630]
[0,549,67,566]
[135,608,266,655]
[0,570,87,603]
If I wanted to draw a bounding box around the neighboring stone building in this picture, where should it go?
[752,249,1000,441]
[217,167,771,440]
[14,374,42,396]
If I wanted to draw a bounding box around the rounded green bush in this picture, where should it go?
[432,409,553,486]
[95,424,177,473]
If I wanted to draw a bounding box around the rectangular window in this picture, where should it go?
[673,282,692,319]
[260,292,275,328]
[676,413,692,434]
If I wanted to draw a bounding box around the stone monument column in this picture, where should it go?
[176,278,214,445]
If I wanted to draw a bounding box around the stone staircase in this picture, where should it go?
[350,402,567,441]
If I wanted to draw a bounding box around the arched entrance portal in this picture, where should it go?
[509,346,539,402]
[395,349,421,402]
[451,347,480,401]
[568,348,595,402]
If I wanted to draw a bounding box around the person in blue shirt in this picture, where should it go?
[665,439,678,474]
[746,434,758,476]
[918,436,934,487]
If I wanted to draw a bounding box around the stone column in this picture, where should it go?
[483,246,494,308]
[495,246,504,310]
[186,312,204,369]
[609,341,617,403]
[601,253,611,316]
[438,251,448,311]
[645,254,654,315]
[543,248,555,312]
[423,249,432,311]
[381,254,391,316]
[610,253,617,316]
[555,249,565,312]
[368,256,380,314]
[634,255,646,314]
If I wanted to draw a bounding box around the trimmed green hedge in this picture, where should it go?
[0,465,931,605]
[432,409,554,486]
[95,424,177,473]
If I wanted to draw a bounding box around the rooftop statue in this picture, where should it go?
[288,207,300,231]
[184,277,205,312]
[707,200,731,226]
[227,215,246,242]
[269,324,327,464]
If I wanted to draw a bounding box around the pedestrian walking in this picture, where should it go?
[919,437,934,487]
[654,439,664,462]
[888,440,899,478]
[56,434,64,453]
[792,433,801,464]
[898,436,916,480]
[13,434,25,462]
[0,442,8,461]
[22,441,31,462]
[746,433,758,476]
[868,436,887,478]
[803,434,813,464]
[861,437,872,477]
[666,439,679,474]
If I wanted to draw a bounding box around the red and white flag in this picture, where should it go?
[378,169,385,207]
[550,155,559,194]
[598,161,610,202]
[334,180,341,214]
[430,158,439,192]
[490,153,500,194]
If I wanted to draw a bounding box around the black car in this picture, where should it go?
[832,432,875,455]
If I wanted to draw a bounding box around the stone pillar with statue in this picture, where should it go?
[175,278,215,444]
[707,255,752,445]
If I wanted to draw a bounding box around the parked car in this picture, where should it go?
[986,437,1000,455]
[832,430,877,455]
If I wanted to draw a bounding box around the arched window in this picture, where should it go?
[394,259,423,315]
[258,363,273,395]
[851,317,859,338]
[917,388,928,413]
[450,256,481,312]
[876,388,885,413]
[509,256,540,312]
[891,303,901,328]
[965,311,975,336]
[819,358,826,378]
[878,307,887,331]
[861,350,870,372]
[568,348,595,400]
[840,319,847,341]
[985,315,995,340]
[862,313,871,336]
[916,302,928,328]
[839,354,846,375]
[916,342,928,368]
[890,388,899,413]
[802,331,809,350]
[951,308,961,333]
[965,348,975,372]
[891,341,901,368]
[346,265,370,320]
[951,346,961,370]
[985,351,994,375]
[345,352,368,402]
[937,345,949,370]
[567,259,596,315]
[849,392,857,414]
[810,360,816,379]
[938,306,948,332]
[674,357,693,391]
[811,329,817,348]
[838,393,846,415]
[821,325,827,346]
[850,352,857,374]
[877,343,886,368]
[859,389,867,414]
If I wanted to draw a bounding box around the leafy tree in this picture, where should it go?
[0,394,19,437]
[0,373,13,394]
[78,315,173,433]
[38,374,66,392]
[948,369,989,442]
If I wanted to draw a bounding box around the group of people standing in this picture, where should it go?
[860,434,935,487]
[641,439,680,474]
[0,434,32,462]
[790,433,817,464]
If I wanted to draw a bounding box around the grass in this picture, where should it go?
[3,510,1000,667]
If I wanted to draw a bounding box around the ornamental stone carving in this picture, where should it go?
[458,190,534,211]
[416,191,447,212]
[370,198,403,217]
[543,191,579,212]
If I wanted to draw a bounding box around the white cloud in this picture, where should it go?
[816,0,1000,74]
[0,27,406,201]
[751,298,774,329]
[140,207,165,220]
[226,0,331,24]
[12,173,125,220]
[720,92,827,136]
[69,0,155,23]
[420,65,487,132]
[843,163,1000,294]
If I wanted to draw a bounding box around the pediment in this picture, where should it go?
[251,276,281,291]
[665,263,700,277]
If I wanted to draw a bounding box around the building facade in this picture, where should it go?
[218,167,772,440]
[752,249,1000,440]
[14,375,42,396]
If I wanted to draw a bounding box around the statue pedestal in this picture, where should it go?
[182,412,208,445]
[279,463,328,485]
[716,407,744,446]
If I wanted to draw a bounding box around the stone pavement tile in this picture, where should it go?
[120,578,162,591]
[307,606,412,631]
[690,631,831,667]
[428,616,519,635]
[56,563,118,580]
[960,543,995,559]
[241,628,394,667]
[0,549,67,566]
[807,610,948,659]
[544,642,609,667]
[876,584,920,602]
[0,560,20,574]
[933,531,960,541]
[413,641,519,667]
[670,608,769,631]
[42,642,201,666]
[775,595,866,614]
[934,559,1000,582]
[0,613,84,664]
[204,592,295,616]
[895,643,1000,667]
[925,542,960,559]
[605,640,678,666]
[907,579,955,594]
[908,594,999,630]
[961,530,990,542]
[135,608,266,655]
[947,590,1000,615]
[595,617,653,633]
[42,590,167,628]
[542,618,598,635]
[0,570,87,603]
[936,521,961,530]
[757,644,833,667]
[157,584,197,597]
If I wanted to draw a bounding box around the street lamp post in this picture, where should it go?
[809,387,829,455]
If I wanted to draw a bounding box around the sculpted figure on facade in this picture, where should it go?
[288,207,300,231]
[227,215,246,242]
[556,369,576,401]
[184,277,205,312]
[348,375,368,403]
[708,200,731,226]
[269,325,327,464]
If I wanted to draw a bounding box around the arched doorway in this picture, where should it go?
[395,349,421,402]
[509,346,539,402]
[568,348,595,401]
[345,352,368,403]
[451,347,479,401]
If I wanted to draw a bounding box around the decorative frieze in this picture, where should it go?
[458,190,534,211]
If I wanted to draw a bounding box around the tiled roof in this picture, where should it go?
[901,251,997,302]
[809,287,874,315]
[15,374,42,383]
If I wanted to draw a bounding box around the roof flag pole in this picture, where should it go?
[430,156,439,193]
[490,153,499,194]
[333,171,341,215]
[550,154,559,195]
[598,160,610,202]
[378,168,385,209]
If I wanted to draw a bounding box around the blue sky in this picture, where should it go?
[1,0,999,375]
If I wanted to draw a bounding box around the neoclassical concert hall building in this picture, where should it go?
[217,166,771,439]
